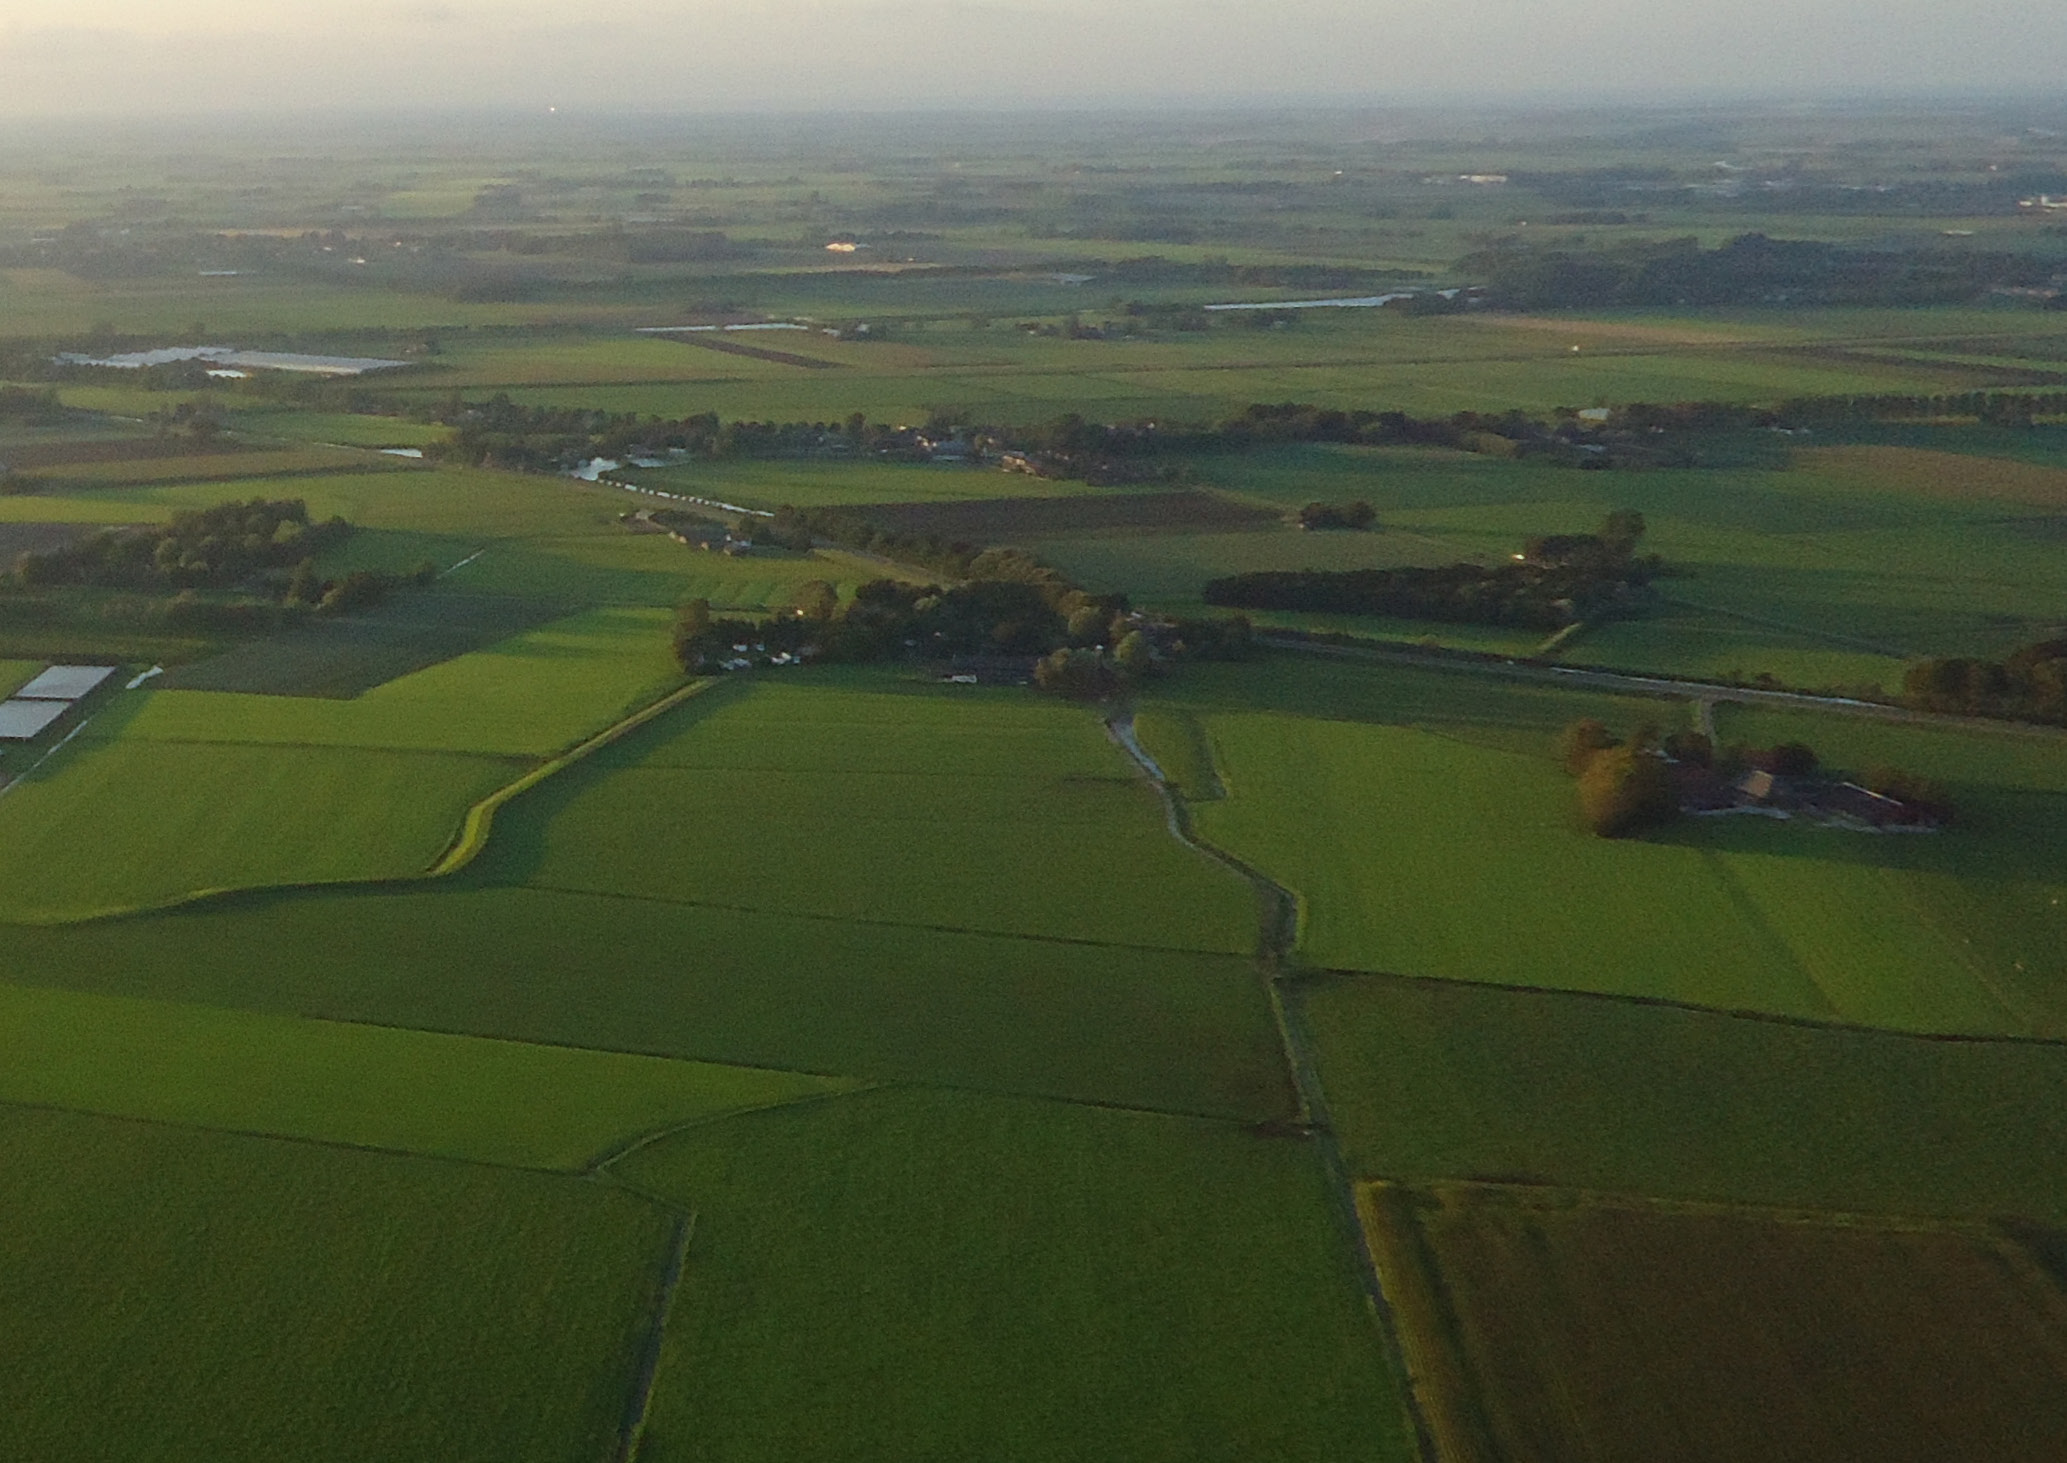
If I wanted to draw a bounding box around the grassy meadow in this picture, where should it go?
[477,673,1257,955]
[1305,971,2067,1221]
[615,1086,1414,1463]
[0,1104,677,1463]
[1147,656,2067,1036]
[8,111,2067,1458]
[0,980,849,1169]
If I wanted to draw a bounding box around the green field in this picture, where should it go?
[480,673,1257,954]
[114,605,683,755]
[1147,656,2063,1035]
[1307,971,2067,1221]
[1,884,1289,1119]
[0,980,848,1169]
[9,108,2067,1459]
[0,738,514,919]
[0,1103,677,1462]
[616,1086,1413,1463]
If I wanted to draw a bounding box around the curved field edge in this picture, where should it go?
[0,675,717,927]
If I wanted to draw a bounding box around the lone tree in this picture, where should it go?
[1578,743,1677,838]
[1561,718,1620,775]
[791,579,838,621]
[671,597,713,671]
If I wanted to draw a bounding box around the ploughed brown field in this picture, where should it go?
[0,522,102,561]
[846,489,1277,540]
[0,437,258,469]
[1361,1180,2067,1463]
[1801,444,2067,508]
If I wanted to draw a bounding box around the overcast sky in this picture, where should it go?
[3,0,2065,116]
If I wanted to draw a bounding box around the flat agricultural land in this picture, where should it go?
[842,488,1278,539]
[1305,971,2067,1221]
[614,1086,1415,1463]
[1149,656,2067,1036]
[0,979,848,1169]
[1170,439,2067,681]
[116,605,685,756]
[1361,1181,2067,1463]
[0,737,514,920]
[478,673,1258,955]
[0,1103,677,1463]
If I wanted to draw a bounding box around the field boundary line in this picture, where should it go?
[514,878,1254,961]
[1257,633,2067,740]
[428,677,718,877]
[616,1209,698,1463]
[1106,709,1441,1463]
[0,1091,609,1179]
[584,1084,871,1175]
[1296,966,2067,1050]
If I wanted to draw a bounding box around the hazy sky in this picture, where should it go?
[3,0,2066,115]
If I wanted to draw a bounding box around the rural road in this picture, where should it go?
[1257,634,2067,741]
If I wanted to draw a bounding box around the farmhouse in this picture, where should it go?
[15,664,116,701]
[0,699,68,741]
[1676,764,1938,830]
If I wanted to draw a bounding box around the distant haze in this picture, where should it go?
[3,0,2066,115]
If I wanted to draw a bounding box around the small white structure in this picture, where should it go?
[15,665,115,702]
[0,700,68,740]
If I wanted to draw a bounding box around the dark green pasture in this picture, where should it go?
[617,1086,1413,1463]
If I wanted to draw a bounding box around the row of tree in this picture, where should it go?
[1903,640,2067,725]
[12,498,350,591]
[1461,233,2061,310]
[1203,511,1657,630]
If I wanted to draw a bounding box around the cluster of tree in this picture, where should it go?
[752,504,1081,598]
[1902,640,2067,725]
[0,386,62,422]
[1296,500,1376,531]
[1560,720,1678,838]
[281,559,437,616]
[672,575,1121,672]
[1562,718,1953,832]
[1460,233,2059,310]
[1203,511,1657,630]
[13,499,350,591]
[670,503,1250,691]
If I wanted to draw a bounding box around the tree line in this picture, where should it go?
[1903,640,2067,726]
[9,497,433,623]
[1202,511,1657,631]
[1460,232,2062,310]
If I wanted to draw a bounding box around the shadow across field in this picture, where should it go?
[157,591,577,698]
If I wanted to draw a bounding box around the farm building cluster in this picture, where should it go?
[1673,763,1940,830]
[0,665,116,764]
